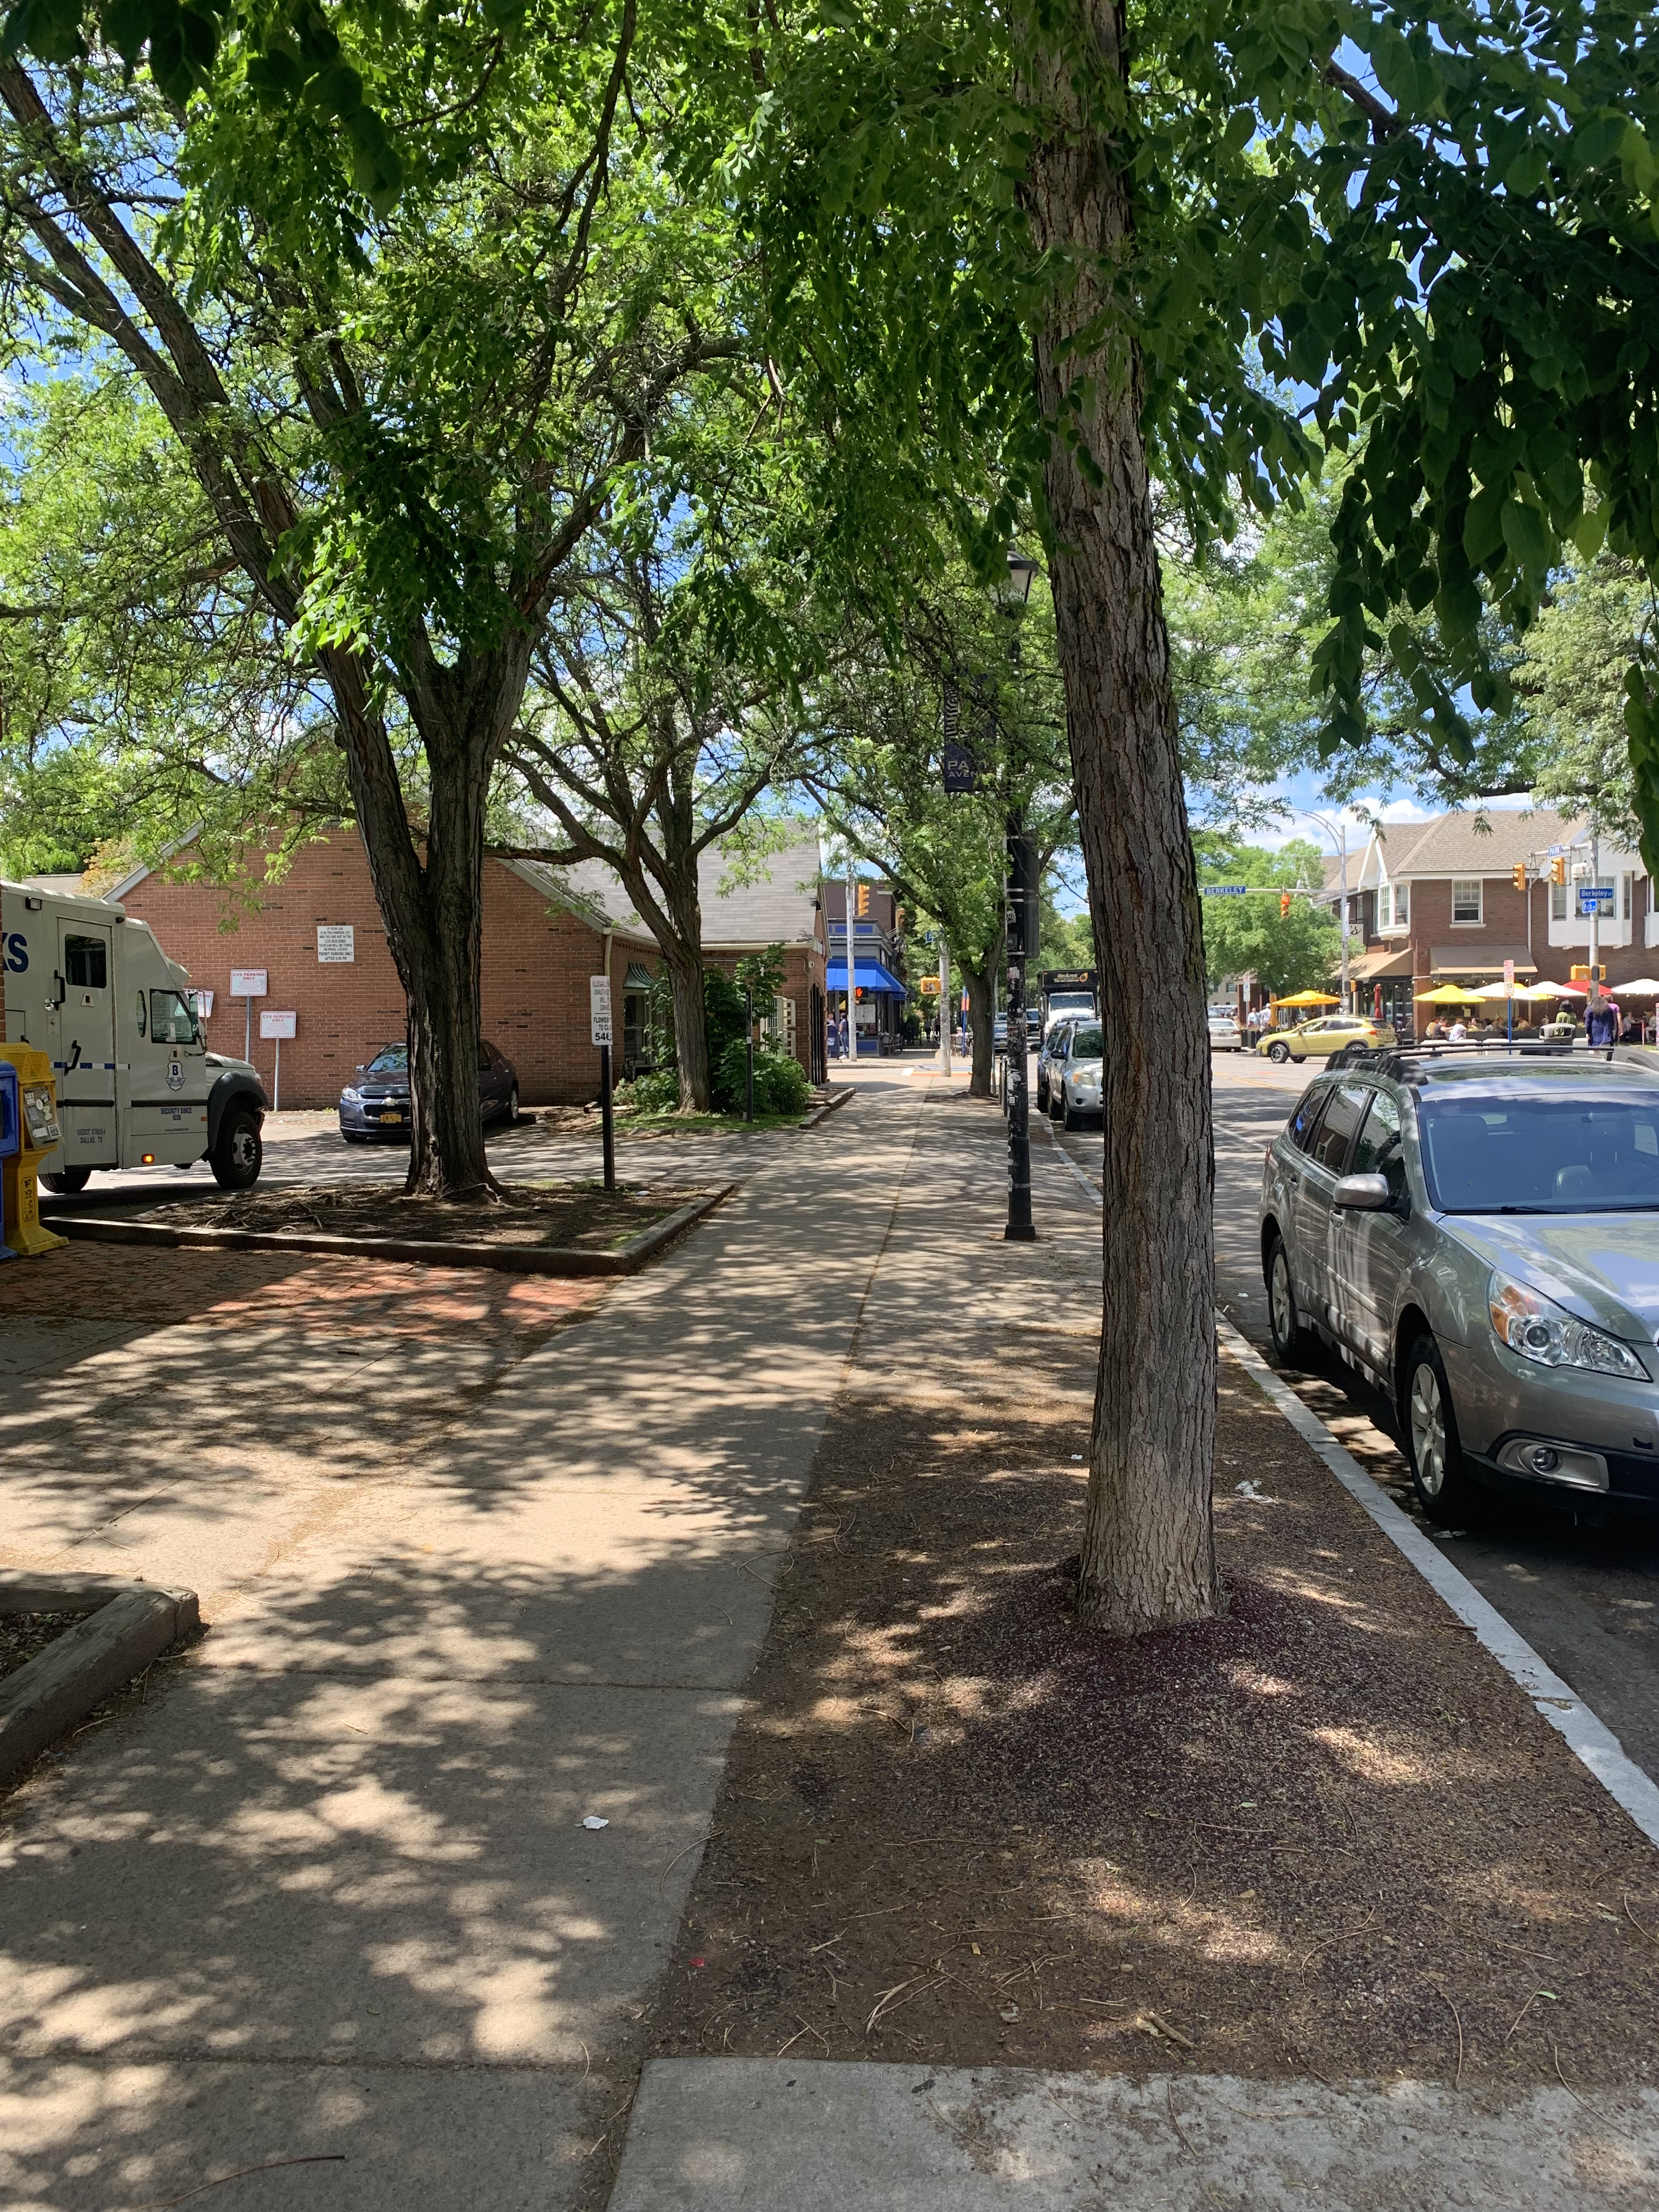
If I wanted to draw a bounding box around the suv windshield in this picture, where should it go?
[1071,1025,1104,1057]
[365,1045,409,1074]
[1419,1090,1659,1212]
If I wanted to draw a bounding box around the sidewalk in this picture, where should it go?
[0,1066,914,2211]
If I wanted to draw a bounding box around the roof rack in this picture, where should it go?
[1330,1040,1658,1082]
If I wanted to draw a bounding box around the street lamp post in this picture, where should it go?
[995,550,1040,1244]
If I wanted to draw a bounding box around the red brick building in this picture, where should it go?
[106,828,827,1108]
[1320,808,1657,1032]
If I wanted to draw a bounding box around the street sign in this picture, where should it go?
[590,975,613,1047]
[230,968,267,997]
[1503,958,1515,988]
[1578,885,1614,915]
[259,1010,296,1039]
[941,741,978,794]
[317,924,356,963]
[1201,884,1250,898]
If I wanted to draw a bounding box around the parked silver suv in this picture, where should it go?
[1258,1047,1659,1523]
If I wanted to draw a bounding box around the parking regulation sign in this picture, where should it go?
[590,975,613,1048]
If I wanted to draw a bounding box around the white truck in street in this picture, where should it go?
[1,878,268,1193]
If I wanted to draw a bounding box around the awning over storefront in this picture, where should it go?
[826,958,909,996]
[624,962,655,988]
[1430,943,1537,977]
[1347,946,1414,982]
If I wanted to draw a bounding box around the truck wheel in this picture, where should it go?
[210,1107,262,1190]
[40,1167,91,1194]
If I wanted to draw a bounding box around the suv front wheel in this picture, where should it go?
[1402,1333,1472,1525]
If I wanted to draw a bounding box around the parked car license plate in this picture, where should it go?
[377,1110,404,1124]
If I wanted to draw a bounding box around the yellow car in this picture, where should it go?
[1258,1014,1397,1064]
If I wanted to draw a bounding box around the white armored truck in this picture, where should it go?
[1,878,267,1194]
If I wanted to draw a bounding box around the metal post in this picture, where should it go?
[845,862,857,1063]
[939,939,951,1076]
[244,995,251,1064]
[1589,831,1601,998]
[1005,818,1036,1242]
[1339,820,1350,1011]
[273,1034,280,1113]
[600,1042,615,1190]
[744,988,754,1122]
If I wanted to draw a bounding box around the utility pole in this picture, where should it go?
[1305,810,1351,1009]
[844,859,856,1064]
[939,936,952,1076]
[1005,817,1037,1242]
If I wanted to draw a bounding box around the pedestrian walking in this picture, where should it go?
[1585,986,1621,1049]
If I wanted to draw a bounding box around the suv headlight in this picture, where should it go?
[1488,1271,1650,1381]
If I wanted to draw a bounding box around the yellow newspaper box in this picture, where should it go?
[0,1044,67,1257]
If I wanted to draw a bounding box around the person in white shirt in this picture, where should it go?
[1448,1018,1468,1042]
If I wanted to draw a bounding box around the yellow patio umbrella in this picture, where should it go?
[1413,983,1482,1005]
[1276,989,1341,1007]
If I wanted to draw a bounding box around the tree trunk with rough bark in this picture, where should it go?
[959,955,997,1097]
[662,934,712,1111]
[1021,0,1219,1630]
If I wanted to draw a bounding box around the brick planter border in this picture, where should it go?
[47,1183,737,1279]
[0,1573,200,1782]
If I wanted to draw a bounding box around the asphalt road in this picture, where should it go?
[1037,1045,1659,1792]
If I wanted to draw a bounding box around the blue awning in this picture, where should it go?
[826,958,909,997]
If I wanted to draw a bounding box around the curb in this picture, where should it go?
[0,1572,200,1781]
[46,1184,737,1279]
[1216,1315,1659,1855]
[800,1087,855,1130]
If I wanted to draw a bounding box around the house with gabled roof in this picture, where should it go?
[94,824,827,1107]
[1316,806,1654,1031]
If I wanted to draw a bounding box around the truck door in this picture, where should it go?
[55,922,118,1168]
[127,984,210,1166]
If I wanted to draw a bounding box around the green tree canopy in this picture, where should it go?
[1196,838,1341,999]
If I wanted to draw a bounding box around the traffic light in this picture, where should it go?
[1511,864,1527,890]
[1549,855,1567,886]
[1279,892,1293,917]
[856,882,871,918]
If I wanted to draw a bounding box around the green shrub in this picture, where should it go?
[714,1039,810,1118]
[622,1066,679,1114]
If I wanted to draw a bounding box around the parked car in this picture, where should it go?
[1207,1009,1243,1052]
[1259,1047,1659,1524]
[1035,1017,1081,1113]
[1259,1014,1396,1064]
[1050,1020,1105,1129]
[339,1040,521,1142]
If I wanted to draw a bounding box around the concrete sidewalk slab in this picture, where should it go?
[1,1068,920,2208]
[609,2058,1659,2210]
[0,2053,595,2212]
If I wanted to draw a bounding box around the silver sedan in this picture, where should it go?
[1258,1049,1659,1524]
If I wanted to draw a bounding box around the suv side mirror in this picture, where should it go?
[1333,1172,1392,1211]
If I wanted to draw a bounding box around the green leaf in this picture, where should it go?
[1572,505,1608,560]
[1500,499,1553,573]
[309,60,364,119]
[1504,142,1551,196]
[100,0,150,65]
[1462,488,1506,571]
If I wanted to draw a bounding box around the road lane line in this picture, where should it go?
[1217,1313,1659,1849]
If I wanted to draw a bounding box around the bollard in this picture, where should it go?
[0,1045,68,1257]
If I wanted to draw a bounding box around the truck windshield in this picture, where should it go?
[1048,994,1094,1017]
[365,1045,409,1073]
[1419,1091,1659,1212]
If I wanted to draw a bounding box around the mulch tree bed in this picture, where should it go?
[130,1180,707,1250]
[651,1345,1659,2092]
[0,1613,79,1684]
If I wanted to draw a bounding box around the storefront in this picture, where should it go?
[826,957,910,1053]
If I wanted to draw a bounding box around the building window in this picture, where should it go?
[1451,878,1482,923]
[1551,879,1567,921]
[1380,882,1409,929]
[1391,882,1409,928]
[1624,873,1635,921]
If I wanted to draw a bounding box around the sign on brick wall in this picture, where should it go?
[230,968,267,997]
[317,924,356,963]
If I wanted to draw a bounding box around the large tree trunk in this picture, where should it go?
[661,937,712,1111]
[958,955,997,1098]
[329,642,508,1200]
[1022,0,1218,1630]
